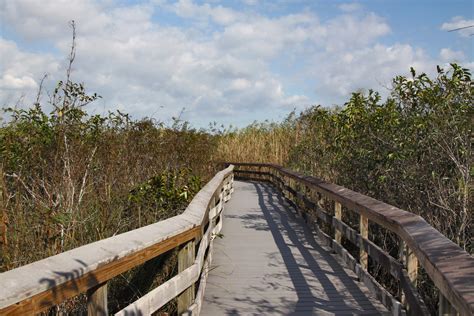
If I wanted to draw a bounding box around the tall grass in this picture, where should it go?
[215,114,299,164]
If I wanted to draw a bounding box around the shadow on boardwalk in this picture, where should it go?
[202,180,386,315]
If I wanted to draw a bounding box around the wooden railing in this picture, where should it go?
[228,162,474,316]
[0,165,234,315]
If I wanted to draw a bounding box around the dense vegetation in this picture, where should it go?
[0,104,215,272]
[217,64,473,254]
[216,64,472,312]
[0,32,471,314]
[0,47,217,312]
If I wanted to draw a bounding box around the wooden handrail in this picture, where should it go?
[0,165,234,315]
[227,162,474,316]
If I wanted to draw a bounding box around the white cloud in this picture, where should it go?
[338,3,363,12]
[0,38,60,106]
[441,16,474,37]
[230,78,252,91]
[0,0,111,41]
[0,0,317,124]
[0,0,471,126]
[322,13,390,52]
[440,48,466,62]
[171,0,242,26]
[0,74,38,90]
[310,43,434,99]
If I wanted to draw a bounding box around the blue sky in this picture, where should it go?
[1,0,472,127]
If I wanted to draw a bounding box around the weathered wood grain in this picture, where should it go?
[178,240,196,314]
[335,202,342,244]
[359,214,369,270]
[114,173,233,316]
[87,282,108,316]
[115,225,214,315]
[0,224,200,315]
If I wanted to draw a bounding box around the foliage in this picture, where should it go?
[290,64,472,252]
[217,64,472,313]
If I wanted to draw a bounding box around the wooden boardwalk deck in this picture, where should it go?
[201,180,388,315]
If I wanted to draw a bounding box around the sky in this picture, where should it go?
[0,0,473,127]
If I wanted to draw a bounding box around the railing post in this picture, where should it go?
[439,292,457,316]
[406,246,418,287]
[400,241,419,315]
[406,246,419,315]
[87,282,108,316]
[286,175,290,198]
[399,239,407,305]
[227,172,234,200]
[283,175,288,199]
[303,185,311,217]
[359,215,368,270]
[177,239,196,313]
[277,170,283,192]
[334,202,342,244]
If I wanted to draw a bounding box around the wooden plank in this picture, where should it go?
[406,246,418,287]
[331,213,428,315]
[116,263,200,316]
[335,202,342,244]
[182,165,233,226]
[243,169,428,315]
[439,292,458,316]
[116,226,213,316]
[177,241,196,313]
[87,283,108,316]
[399,239,407,306]
[212,215,223,236]
[310,215,403,315]
[0,225,200,315]
[185,235,214,316]
[331,239,404,315]
[360,215,369,270]
[399,269,429,316]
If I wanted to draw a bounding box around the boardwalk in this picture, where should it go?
[2,165,473,315]
[201,180,388,315]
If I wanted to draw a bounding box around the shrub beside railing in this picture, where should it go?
[0,165,234,315]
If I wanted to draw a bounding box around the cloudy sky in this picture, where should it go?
[0,0,473,127]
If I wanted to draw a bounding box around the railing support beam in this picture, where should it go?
[407,246,418,286]
[335,202,342,244]
[439,292,458,316]
[87,282,108,316]
[359,215,369,270]
[177,239,196,313]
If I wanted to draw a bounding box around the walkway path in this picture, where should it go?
[201,180,388,315]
